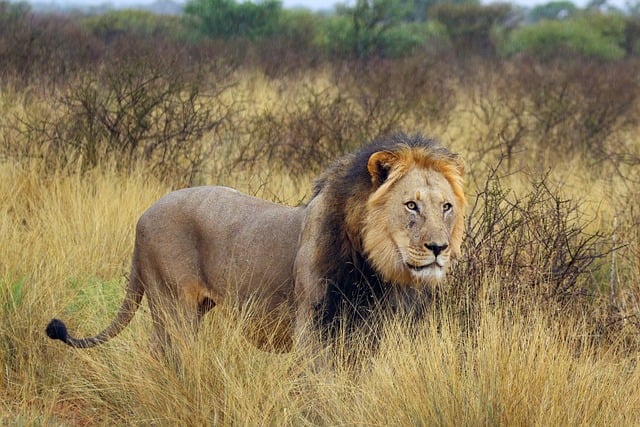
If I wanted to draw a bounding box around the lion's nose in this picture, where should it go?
[425,242,448,257]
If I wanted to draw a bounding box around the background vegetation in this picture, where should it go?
[1,0,640,424]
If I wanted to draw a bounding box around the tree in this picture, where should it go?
[429,2,512,56]
[184,0,282,40]
[398,0,478,22]
[335,0,408,57]
[529,1,578,22]
[502,14,626,60]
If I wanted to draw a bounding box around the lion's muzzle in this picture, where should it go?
[404,245,450,281]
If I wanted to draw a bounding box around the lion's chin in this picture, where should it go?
[406,262,446,282]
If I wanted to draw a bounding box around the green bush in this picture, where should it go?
[184,0,283,40]
[316,8,438,57]
[429,2,512,56]
[319,0,418,57]
[503,14,626,61]
[377,22,438,56]
[81,10,187,40]
[529,1,578,22]
[314,15,353,56]
[277,8,322,45]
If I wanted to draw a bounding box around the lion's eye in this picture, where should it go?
[443,202,453,213]
[405,201,418,212]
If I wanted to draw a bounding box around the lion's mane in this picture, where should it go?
[303,133,466,335]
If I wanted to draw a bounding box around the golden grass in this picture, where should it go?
[1,68,640,424]
[1,153,639,425]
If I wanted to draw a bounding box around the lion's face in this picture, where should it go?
[362,150,465,287]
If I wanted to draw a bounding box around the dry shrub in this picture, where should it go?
[602,184,640,349]
[0,12,102,89]
[238,58,456,178]
[450,162,614,309]
[336,57,457,136]
[514,58,639,159]
[241,86,361,177]
[6,54,237,186]
[462,58,640,173]
[441,160,640,353]
[459,60,528,172]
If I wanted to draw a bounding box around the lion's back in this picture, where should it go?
[134,186,305,307]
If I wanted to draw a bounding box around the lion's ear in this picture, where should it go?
[452,155,465,176]
[367,151,398,187]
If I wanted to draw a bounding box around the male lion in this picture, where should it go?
[46,133,465,354]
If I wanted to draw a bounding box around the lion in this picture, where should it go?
[46,133,466,355]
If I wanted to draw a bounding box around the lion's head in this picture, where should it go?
[312,133,466,290]
[361,145,465,286]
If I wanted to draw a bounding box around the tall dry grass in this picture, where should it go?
[2,161,639,423]
[1,58,640,424]
[2,151,639,424]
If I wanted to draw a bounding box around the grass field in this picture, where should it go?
[1,60,640,425]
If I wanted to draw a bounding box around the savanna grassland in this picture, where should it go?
[2,10,640,426]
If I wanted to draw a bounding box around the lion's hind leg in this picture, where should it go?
[146,277,215,364]
[198,297,215,319]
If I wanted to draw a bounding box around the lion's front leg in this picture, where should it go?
[293,302,335,373]
[293,193,340,371]
[293,245,333,371]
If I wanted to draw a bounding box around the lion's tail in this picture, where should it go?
[45,270,144,349]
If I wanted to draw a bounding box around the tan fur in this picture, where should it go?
[46,134,465,356]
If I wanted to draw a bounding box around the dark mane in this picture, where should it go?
[311,132,441,198]
[310,133,440,336]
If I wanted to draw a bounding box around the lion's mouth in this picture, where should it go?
[406,262,439,271]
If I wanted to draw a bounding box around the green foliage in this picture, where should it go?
[0,0,29,25]
[503,14,626,60]
[314,15,351,56]
[398,0,432,22]
[277,8,321,43]
[396,0,479,23]
[317,14,435,57]
[429,2,512,56]
[81,10,186,40]
[380,22,435,56]
[318,0,441,57]
[1,277,25,313]
[335,0,408,57]
[63,278,124,317]
[184,0,283,40]
[529,1,578,22]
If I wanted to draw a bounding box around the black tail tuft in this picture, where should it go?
[46,318,69,343]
